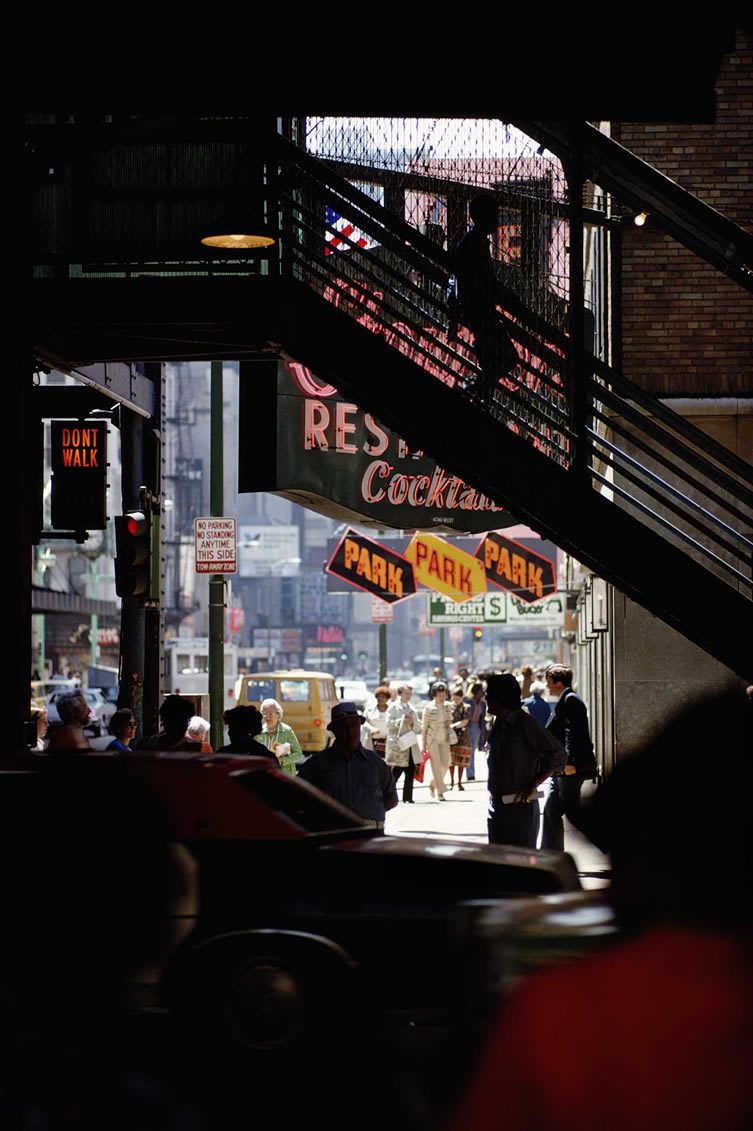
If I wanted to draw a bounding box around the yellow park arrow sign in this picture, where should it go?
[405,532,487,604]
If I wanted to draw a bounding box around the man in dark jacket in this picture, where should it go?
[541,664,597,850]
[486,674,565,849]
[297,701,397,826]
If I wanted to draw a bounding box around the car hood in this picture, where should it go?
[323,834,582,888]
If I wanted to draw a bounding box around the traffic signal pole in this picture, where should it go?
[117,410,147,730]
[115,363,163,740]
[209,361,226,752]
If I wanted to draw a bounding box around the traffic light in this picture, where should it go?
[473,626,483,641]
[114,510,150,597]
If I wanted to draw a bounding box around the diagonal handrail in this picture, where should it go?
[270,131,753,600]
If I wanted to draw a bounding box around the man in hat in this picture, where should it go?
[485,674,565,849]
[297,701,398,826]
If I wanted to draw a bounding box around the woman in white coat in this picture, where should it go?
[421,681,454,800]
[385,683,421,803]
[363,685,391,756]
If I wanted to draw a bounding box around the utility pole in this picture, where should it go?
[209,361,226,752]
[378,528,387,682]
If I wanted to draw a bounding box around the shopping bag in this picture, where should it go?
[414,750,431,784]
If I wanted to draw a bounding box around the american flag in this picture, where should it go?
[325,207,380,255]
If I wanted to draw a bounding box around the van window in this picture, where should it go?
[318,680,335,700]
[244,679,276,701]
[279,679,310,703]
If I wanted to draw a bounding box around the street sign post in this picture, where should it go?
[371,596,394,623]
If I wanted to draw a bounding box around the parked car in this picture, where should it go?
[102,754,580,1040]
[30,678,79,711]
[45,687,116,738]
[0,751,584,1128]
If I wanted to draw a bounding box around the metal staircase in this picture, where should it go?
[27,116,753,678]
[265,130,752,678]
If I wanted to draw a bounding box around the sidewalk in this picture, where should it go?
[384,751,610,888]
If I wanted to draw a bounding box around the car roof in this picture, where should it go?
[241,670,336,681]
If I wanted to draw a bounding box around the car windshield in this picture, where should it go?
[279,679,310,702]
[244,680,276,701]
[233,768,367,834]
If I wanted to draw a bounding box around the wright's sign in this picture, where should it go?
[50,421,107,531]
[476,531,556,603]
[326,529,417,604]
[406,533,487,605]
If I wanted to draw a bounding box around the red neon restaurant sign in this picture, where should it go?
[237,361,509,534]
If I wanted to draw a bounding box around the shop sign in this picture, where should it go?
[325,528,416,604]
[406,532,486,605]
[238,361,509,533]
[476,531,556,603]
[428,591,507,625]
[315,625,345,644]
[507,592,565,628]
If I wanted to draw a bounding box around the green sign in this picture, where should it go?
[427,592,508,625]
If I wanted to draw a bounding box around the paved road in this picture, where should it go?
[385,749,610,887]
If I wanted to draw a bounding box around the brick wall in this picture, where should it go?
[614,28,752,397]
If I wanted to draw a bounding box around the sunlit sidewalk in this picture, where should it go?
[385,752,610,887]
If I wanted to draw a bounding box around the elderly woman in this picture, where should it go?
[421,680,455,800]
[185,715,213,753]
[258,698,303,774]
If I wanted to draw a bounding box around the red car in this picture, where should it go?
[3,751,581,1059]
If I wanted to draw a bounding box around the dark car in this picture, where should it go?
[104,754,578,1039]
[0,752,580,1060]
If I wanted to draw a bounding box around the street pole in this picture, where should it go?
[438,626,446,677]
[209,361,226,751]
[378,527,387,683]
[90,555,99,671]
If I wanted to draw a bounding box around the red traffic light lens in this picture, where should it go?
[126,511,147,536]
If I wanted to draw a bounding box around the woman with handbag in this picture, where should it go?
[364,685,391,757]
[449,688,472,790]
[421,681,454,800]
[385,684,421,803]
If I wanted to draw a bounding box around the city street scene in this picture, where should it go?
[13,30,753,1130]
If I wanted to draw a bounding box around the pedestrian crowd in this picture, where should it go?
[29,660,598,849]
